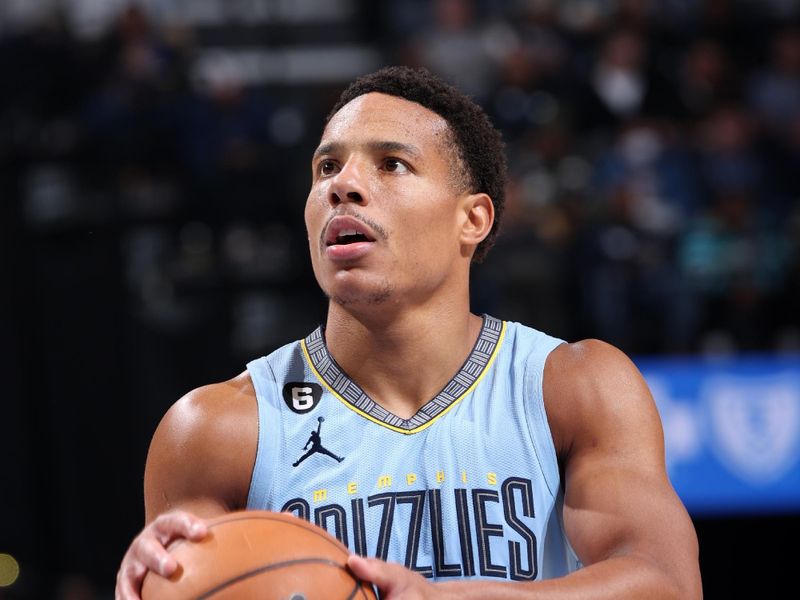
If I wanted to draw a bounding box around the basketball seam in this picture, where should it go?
[349,579,373,600]
[166,512,350,556]
[196,557,344,599]
[209,513,350,553]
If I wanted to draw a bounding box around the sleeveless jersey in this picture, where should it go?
[246,315,581,582]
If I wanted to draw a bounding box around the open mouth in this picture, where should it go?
[332,229,371,245]
[324,216,377,248]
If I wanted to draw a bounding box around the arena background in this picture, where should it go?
[1,0,799,598]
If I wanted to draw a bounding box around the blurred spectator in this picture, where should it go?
[401,0,504,100]
[593,120,701,228]
[676,38,739,120]
[747,26,800,140]
[574,184,700,353]
[0,11,86,160]
[176,70,275,218]
[573,120,701,353]
[82,5,184,172]
[486,6,570,141]
[679,189,791,351]
[680,100,791,351]
[695,105,765,210]
[572,27,680,135]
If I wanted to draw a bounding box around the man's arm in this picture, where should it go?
[538,339,701,598]
[116,372,257,599]
[349,339,701,599]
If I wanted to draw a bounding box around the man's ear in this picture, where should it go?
[459,192,494,252]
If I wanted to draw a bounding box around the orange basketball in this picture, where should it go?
[141,511,376,600]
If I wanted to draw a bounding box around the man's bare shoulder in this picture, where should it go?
[546,338,646,386]
[145,371,258,518]
[543,339,661,457]
[185,370,256,405]
[165,371,256,429]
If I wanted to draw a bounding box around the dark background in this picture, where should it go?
[1,0,799,597]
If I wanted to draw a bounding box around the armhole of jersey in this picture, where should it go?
[520,331,583,574]
[548,486,584,575]
[522,331,565,499]
[245,357,281,509]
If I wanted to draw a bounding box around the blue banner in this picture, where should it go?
[636,355,800,516]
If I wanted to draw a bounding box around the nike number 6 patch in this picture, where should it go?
[282,382,323,414]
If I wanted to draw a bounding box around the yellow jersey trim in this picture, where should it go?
[300,320,507,435]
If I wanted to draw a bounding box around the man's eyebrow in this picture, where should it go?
[367,140,422,158]
[312,140,423,160]
[313,142,339,160]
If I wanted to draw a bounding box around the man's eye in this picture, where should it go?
[319,160,338,175]
[384,158,409,174]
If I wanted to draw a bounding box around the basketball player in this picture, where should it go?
[116,66,701,599]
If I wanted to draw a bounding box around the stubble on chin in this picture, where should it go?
[325,282,394,307]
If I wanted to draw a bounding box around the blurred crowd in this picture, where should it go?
[2,0,800,366]
[391,0,800,355]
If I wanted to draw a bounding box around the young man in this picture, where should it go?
[116,66,701,599]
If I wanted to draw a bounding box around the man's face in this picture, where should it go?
[305,92,472,309]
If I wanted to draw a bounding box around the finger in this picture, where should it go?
[152,511,208,545]
[131,535,179,577]
[348,555,402,590]
[116,561,146,600]
[116,577,139,600]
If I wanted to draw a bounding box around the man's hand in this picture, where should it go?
[348,555,443,600]
[115,510,208,600]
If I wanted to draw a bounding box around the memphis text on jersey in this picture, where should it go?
[280,469,541,581]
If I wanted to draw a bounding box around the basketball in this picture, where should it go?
[141,511,376,600]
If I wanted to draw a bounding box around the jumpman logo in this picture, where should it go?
[292,416,344,467]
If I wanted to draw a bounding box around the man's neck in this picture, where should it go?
[323,301,483,420]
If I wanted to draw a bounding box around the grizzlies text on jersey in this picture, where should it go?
[246,315,581,582]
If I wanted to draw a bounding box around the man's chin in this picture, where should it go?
[324,284,394,308]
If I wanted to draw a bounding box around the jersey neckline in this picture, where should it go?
[300,314,506,435]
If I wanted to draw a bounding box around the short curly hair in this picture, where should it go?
[326,66,507,262]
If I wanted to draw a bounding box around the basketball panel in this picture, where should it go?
[196,562,361,599]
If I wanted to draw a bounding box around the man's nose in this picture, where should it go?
[329,159,369,207]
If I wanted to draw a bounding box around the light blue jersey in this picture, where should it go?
[246,315,581,582]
